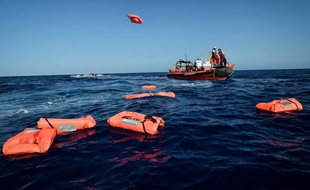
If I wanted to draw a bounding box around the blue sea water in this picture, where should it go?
[0,69,310,189]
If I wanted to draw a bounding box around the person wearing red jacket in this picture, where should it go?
[210,47,220,65]
[218,48,227,66]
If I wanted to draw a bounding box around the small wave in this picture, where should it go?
[173,81,212,88]
[16,109,30,114]
[70,74,96,78]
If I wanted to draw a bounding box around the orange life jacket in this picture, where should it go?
[256,98,303,113]
[107,111,165,135]
[2,128,57,155]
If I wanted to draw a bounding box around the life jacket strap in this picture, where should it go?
[286,99,300,110]
[141,115,157,134]
[44,118,55,129]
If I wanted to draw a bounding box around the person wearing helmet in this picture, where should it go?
[218,48,227,66]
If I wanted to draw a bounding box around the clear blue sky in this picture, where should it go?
[1,0,310,76]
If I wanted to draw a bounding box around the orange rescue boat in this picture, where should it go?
[256,98,303,113]
[107,111,165,135]
[167,58,235,80]
[2,128,57,155]
[37,115,96,134]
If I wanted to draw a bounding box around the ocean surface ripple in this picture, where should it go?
[1,69,310,189]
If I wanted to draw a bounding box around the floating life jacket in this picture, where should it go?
[107,111,165,135]
[125,92,153,100]
[156,92,175,98]
[256,98,303,113]
[125,91,176,100]
[141,85,157,90]
[37,115,96,134]
[2,128,57,155]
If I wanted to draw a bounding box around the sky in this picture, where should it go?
[0,0,310,76]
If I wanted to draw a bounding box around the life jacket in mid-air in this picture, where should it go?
[127,14,143,24]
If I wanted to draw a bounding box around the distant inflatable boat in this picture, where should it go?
[107,111,165,135]
[2,128,57,155]
[37,115,96,134]
[256,98,303,113]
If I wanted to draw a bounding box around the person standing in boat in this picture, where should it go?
[218,48,227,66]
[185,61,191,72]
[211,47,220,66]
[192,60,199,71]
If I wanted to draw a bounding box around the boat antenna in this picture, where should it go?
[185,52,188,62]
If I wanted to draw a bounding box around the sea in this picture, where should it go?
[0,69,310,190]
